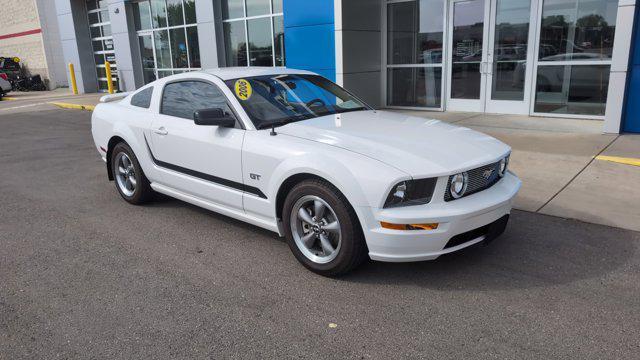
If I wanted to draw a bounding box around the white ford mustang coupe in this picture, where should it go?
[91,67,521,276]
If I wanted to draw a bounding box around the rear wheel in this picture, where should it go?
[111,142,154,204]
[283,179,367,276]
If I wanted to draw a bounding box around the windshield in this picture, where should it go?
[224,74,369,129]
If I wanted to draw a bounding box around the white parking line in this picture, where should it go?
[0,102,49,111]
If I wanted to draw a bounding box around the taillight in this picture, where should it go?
[0,73,7,80]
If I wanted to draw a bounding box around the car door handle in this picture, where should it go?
[153,127,168,135]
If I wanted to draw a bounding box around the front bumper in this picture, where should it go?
[360,171,521,262]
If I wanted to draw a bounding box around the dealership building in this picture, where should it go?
[53,0,640,133]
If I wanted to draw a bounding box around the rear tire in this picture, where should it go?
[283,179,367,276]
[111,142,154,205]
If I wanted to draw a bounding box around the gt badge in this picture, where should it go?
[249,173,261,180]
[234,79,252,101]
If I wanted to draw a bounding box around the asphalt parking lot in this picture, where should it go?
[1,107,639,359]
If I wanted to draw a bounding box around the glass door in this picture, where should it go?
[446,0,534,114]
[446,0,490,112]
[484,0,534,114]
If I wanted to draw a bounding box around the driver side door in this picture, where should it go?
[148,79,245,210]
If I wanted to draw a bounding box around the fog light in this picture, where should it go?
[381,222,439,231]
[450,172,468,199]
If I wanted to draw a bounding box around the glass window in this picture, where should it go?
[90,26,102,38]
[222,0,244,19]
[158,70,173,78]
[154,30,171,69]
[272,0,282,13]
[187,27,201,67]
[102,24,112,37]
[139,35,155,70]
[222,1,284,67]
[224,21,247,66]
[387,67,442,107]
[273,16,285,66]
[144,69,157,83]
[92,40,103,52]
[131,87,154,108]
[100,10,109,23]
[167,0,184,27]
[133,1,152,30]
[246,0,270,17]
[225,74,368,128]
[88,12,100,25]
[184,0,196,24]
[161,81,234,120]
[491,0,531,101]
[534,64,609,115]
[387,0,444,65]
[94,54,105,66]
[248,18,273,66]
[170,28,188,68]
[104,38,114,51]
[150,0,168,28]
[538,0,618,61]
[87,1,98,11]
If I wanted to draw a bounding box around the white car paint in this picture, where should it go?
[91,67,521,262]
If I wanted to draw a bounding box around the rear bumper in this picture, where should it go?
[360,172,521,262]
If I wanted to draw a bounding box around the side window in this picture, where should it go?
[130,87,153,108]
[160,81,235,121]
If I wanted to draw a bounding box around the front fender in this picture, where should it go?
[267,152,404,210]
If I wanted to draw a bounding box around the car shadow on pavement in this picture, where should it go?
[144,196,637,291]
[145,194,285,240]
[341,210,639,291]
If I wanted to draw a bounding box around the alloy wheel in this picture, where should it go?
[114,152,137,197]
[290,195,342,264]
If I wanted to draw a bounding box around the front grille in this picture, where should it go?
[444,160,502,201]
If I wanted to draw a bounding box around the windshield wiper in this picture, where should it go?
[256,119,289,130]
[335,107,368,115]
[256,113,316,130]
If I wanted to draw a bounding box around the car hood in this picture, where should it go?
[277,110,510,177]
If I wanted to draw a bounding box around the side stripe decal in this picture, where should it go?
[143,135,267,199]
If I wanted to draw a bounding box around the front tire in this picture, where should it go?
[111,142,154,204]
[283,179,367,276]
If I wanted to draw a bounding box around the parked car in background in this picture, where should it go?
[91,68,520,276]
[0,73,12,98]
[0,57,22,85]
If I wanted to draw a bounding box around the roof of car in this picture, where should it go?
[200,67,317,80]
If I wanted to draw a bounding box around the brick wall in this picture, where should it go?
[0,0,57,87]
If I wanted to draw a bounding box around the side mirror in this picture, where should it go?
[193,108,236,127]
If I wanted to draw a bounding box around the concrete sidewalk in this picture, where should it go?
[1,88,104,105]
[396,110,640,231]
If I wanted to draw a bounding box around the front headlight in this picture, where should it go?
[450,172,468,199]
[384,178,437,208]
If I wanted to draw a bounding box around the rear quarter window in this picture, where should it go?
[130,87,153,108]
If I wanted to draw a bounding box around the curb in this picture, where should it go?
[49,102,95,111]
[1,97,17,101]
[595,155,640,167]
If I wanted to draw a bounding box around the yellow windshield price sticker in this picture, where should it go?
[234,79,252,100]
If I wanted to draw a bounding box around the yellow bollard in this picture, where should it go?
[105,61,114,94]
[68,63,78,95]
